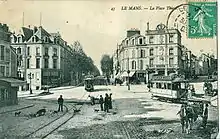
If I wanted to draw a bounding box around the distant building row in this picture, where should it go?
[113,23,217,83]
[1,24,85,91]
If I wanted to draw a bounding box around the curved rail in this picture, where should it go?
[23,104,70,139]
[24,86,90,139]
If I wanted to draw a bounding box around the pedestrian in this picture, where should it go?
[185,104,195,133]
[58,95,64,112]
[99,95,104,111]
[202,103,209,129]
[177,104,186,133]
[191,85,195,96]
[104,93,109,112]
[109,93,113,109]
[89,95,95,105]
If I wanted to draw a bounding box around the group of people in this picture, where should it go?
[177,103,208,134]
[99,93,112,112]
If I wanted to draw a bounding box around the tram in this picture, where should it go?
[84,75,94,92]
[150,75,188,102]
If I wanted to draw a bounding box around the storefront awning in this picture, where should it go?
[0,78,26,87]
[121,71,135,77]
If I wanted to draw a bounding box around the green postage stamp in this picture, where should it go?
[188,2,217,38]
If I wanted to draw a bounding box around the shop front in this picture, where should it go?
[0,78,25,107]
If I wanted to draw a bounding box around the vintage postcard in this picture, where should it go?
[0,0,218,138]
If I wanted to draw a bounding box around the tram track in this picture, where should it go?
[0,104,35,115]
[23,104,74,139]
[23,84,90,139]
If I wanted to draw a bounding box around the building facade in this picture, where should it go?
[113,23,194,83]
[11,26,78,90]
[195,53,217,77]
[0,23,24,107]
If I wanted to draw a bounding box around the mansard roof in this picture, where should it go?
[21,27,33,41]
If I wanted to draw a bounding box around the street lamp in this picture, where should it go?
[127,69,130,90]
[28,72,33,94]
[146,65,150,89]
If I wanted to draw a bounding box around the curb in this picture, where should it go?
[0,104,35,114]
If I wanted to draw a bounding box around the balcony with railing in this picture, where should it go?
[52,54,58,59]
[43,53,49,59]
[35,53,41,58]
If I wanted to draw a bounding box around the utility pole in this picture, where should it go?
[28,72,33,94]
[127,57,130,90]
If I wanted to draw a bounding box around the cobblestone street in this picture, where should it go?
[0,85,218,139]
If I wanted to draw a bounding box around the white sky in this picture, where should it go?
[0,0,217,72]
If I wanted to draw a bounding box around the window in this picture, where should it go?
[0,45,5,60]
[169,58,174,66]
[27,59,30,68]
[169,34,174,43]
[6,67,9,77]
[53,48,57,56]
[53,59,57,69]
[149,36,154,44]
[18,60,21,67]
[36,47,40,55]
[32,36,36,42]
[140,60,143,70]
[44,59,49,68]
[6,48,10,60]
[36,58,40,68]
[44,37,48,42]
[149,58,154,67]
[132,60,136,69]
[149,48,154,56]
[169,48,174,55]
[132,39,135,45]
[0,66,5,76]
[27,47,30,55]
[168,83,172,89]
[140,49,145,58]
[139,38,143,45]
[45,47,49,55]
[132,49,135,58]
[17,48,21,54]
[126,40,129,45]
[18,37,21,43]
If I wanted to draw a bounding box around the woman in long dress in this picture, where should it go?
[193,5,213,35]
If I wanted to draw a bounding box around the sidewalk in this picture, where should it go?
[0,100,34,114]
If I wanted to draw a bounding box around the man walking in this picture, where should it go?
[99,95,104,111]
[109,93,113,109]
[177,104,186,133]
[104,93,109,112]
[58,95,64,112]
[202,104,209,129]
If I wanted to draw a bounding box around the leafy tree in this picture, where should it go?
[100,54,113,78]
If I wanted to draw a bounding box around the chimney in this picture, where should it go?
[127,29,140,37]
[147,22,149,31]
[34,26,38,33]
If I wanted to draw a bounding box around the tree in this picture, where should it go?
[100,54,113,78]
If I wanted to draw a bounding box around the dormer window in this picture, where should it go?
[149,36,154,44]
[32,36,36,42]
[132,39,135,45]
[11,36,15,43]
[44,37,48,43]
[18,37,22,43]
[139,38,143,45]
[126,40,129,46]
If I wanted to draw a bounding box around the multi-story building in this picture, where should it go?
[11,26,78,90]
[113,23,193,83]
[195,53,217,76]
[0,23,24,106]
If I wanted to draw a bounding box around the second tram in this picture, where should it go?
[150,75,188,102]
